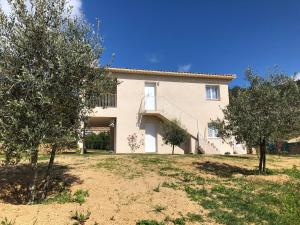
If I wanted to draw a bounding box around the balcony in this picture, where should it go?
[90,93,117,108]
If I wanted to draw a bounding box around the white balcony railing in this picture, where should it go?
[90,93,117,108]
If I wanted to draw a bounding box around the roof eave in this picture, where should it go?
[105,67,236,81]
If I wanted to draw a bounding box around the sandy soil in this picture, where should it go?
[0,153,299,225]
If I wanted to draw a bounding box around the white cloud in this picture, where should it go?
[0,0,12,15]
[178,64,192,72]
[66,0,82,17]
[146,53,160,63]
[294,72,300,81]
[0,0,83,17]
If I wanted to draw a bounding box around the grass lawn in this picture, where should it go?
[0,152,299,225]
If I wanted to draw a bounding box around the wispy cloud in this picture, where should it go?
[0,0,83,17]
[146,53,160,64]
[178,64,192,72]
[294,72,300,81]
[67,0,83,17]
[0,0,12,14]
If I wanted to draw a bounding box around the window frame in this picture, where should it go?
[205,85,220,101]
[207,123,219,138]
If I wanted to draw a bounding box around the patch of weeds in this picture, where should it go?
[153,184,160,192]
[0,218,15,225]
[172,217,185,225]
[283,165,300,180]
[138,157,163,166]
[186,213,204,223]
[44,189,89,205]
[200,179,300,225]
[136,220,165,225]
[71,210,91,225]
[208,210,243,225]
[162,181,179,190]
[201,198,220,209]
[182,172,194,182]
[73,189,89,205]
[95,157,143,179]
[153,204,166,213]
[184,185,208,201]
[95,157,121,170]
[44,190,73,204]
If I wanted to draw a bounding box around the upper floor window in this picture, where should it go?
[208,123,218,138]
[206,85,220,100]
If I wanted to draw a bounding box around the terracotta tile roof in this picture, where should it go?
[106,67,235,80]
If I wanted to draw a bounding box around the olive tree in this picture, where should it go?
[0,0,115,202]
[212,69,300,173]
[161,119,189,154]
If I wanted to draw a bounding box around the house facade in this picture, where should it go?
[83,67,246,155]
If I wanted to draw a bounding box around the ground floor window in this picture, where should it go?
[208,123,218,138]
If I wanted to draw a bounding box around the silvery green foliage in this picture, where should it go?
[212,68,300,171]
[0,0,106,164]
[213,69,300,146]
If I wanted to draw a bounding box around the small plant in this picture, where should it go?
[0,218,15,225]
[127,133,144,152]
[153,205,166,213]
[172,217,185,225]
[153,184,160,192]
[136,220,165,225]
[186,213,204,222]
[162,182,179,190]
[182,172,194,182]
[73,189,89,205]
[71,210,91,225]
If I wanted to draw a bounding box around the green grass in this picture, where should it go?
[136,220,165,225]
[155,157,300,225]
[43,189,89,205]
[94,157,143,179]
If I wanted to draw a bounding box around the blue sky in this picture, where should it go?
[1,0,299,86]
[82,0,300,87]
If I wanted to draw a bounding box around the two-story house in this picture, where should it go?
[82,67,246,155]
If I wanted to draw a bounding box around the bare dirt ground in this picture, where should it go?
[0,153,299,225]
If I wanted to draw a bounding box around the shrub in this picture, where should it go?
[85,132,110,150]
[127,133,144,153]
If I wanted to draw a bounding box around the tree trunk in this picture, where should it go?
[262,139,266,172]
[42,144,57,200]
[29,146,38,204]
[259,145,263,172]
[172,145,174,155]
[81,122,87,154]
[259,139,267,173]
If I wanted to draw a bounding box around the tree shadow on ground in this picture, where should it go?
[0,163,82,204]
[193,161,258,177]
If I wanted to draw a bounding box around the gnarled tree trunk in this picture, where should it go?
[29,146,39,203]
[42,144,57,199]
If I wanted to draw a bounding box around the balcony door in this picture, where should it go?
[144,83,156,111]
